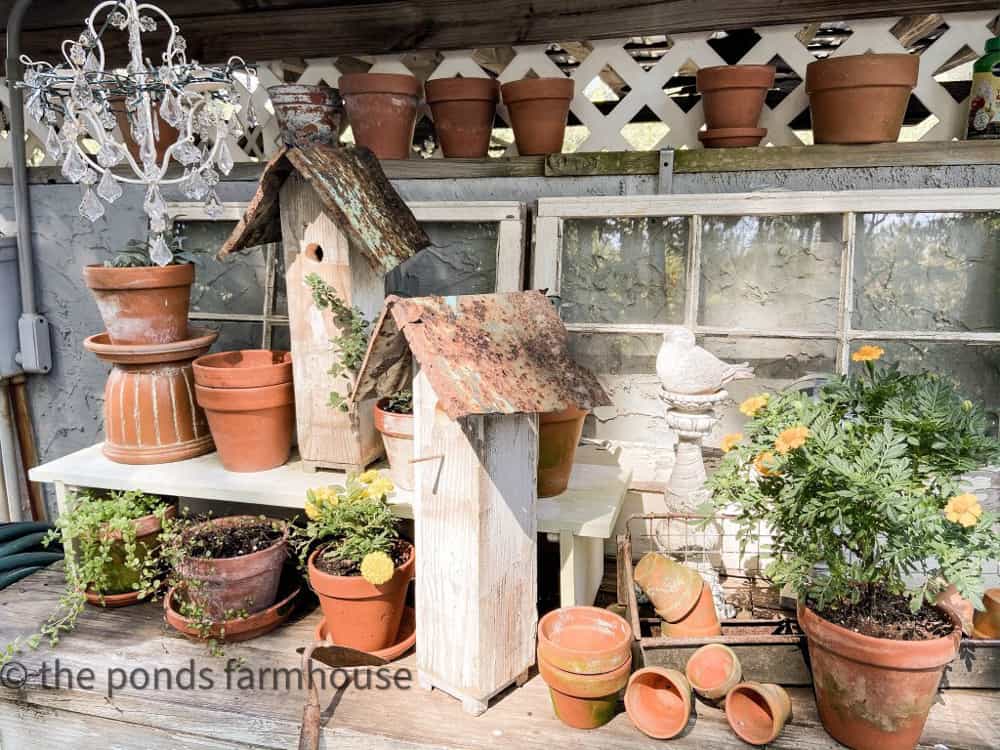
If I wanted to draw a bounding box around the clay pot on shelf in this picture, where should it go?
[339,72,421,160]
[193,350,295,473]
[539,651,632,730]
[111,97,179,164]
[798,602,960,750]
[973,587,1000,639]
[625,667,692,740]
[696,64,774,149]
[307,542,414,653]
[806,53,919,144]
[83,263,194,346]
[268,84,344,146]
[663,583,722,637]
[501,77,574,155]
[685,643,742,700]
[633,551,704,622]
[426,76,499,158]
[373,398,414,491]
[538,405,588,498]
[725,682,792,745]
[537,605,632,675]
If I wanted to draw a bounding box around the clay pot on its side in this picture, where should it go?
[83,263,195,346]
[308,542,414,653]
[685,643,742,700]
[633,551,705,622]
[798,602,960,750]
[539,652,632,730]
[935,583,975,635]
[426,77,499,158]
[339,73,421,160]
[663,583,722,638]
[625,667,692,740]
[501,77,574,155]
[538,405,587,498]
[374,399,414,491]
[725,682,792,745]
[973,587,1000,639]
[806,53,919,144]
[537,605,632,675]
[696,64,774,148]
[195,381,295,473]
[178,516,288,619]
[268,84,344,146]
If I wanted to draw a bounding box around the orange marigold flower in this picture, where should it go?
[753,451,781,478]
[721,433,743,453]
[774,425,810,454]
[851,345,884,363]
[739,394,770,417]
[945,493,983,528]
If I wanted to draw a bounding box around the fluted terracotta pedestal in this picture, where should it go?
[84,328,218,465]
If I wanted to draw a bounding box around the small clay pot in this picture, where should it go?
[268,84,344,146]
[698,127,767,148]
[316,606,416,662]
[193,349,292,389]
[426,77,499,158]
[973,587,1000,639]
[83,263,194,346]
[374,398,414,491]
[663,584,722,638]
[537,605,632,675]
[725,682,792,745]
[538,405,587,498]
[624,667,692,740]
[195,381,295,472]
[697,65,775,130]
[806,53,919,144]
[307,542,414,653]
[540,652,631,730]
[501,77,574,155]
[339,73,421,159]
[633,552,704,623]
[685,643,742,700]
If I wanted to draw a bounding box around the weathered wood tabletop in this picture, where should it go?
[1,566,997,750]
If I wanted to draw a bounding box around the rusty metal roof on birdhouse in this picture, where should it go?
[351,290,611,420]
[218,143,428,270]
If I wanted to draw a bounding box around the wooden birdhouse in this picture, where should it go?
[353,290,611,715]
[220,143,428,472]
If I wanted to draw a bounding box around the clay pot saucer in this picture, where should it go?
[85,588,144,608]
[314,606,416,662]
[84,327,218,365]
[698,127,767,148]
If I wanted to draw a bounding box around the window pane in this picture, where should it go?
[385,221,498,297]
[853,212,1000,332]
[176,220,268,316]
[700,215,842,332]
[198,321,263,352]
[271,324,291,352]
[560,217,688,324]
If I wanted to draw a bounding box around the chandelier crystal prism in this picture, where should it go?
[17,0,257,265]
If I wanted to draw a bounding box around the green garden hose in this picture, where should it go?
[0,521,53,543]
[0,552,62,572]
[0,531,50,557]
[0,565,42,590]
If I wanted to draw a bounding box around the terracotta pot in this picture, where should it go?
[699,127,767,148]
[538,406,587,498]
[685,643,742,700]
[725,682,792,745]
[972,587,1000,639]
[537,605,632,675]
[697,65,775,130]
[165,576,300,643]
[195,382,295,472]
[798,602,960,750]
[307,542,414,653]
[633,552,704,622]
[935,583,975,635]
[316,606,416,662]
[501,77,574,155]
[540,652,631,730]
[663,584,722,637]
[426,77,499,157]
[193,349,292,389]
[339,73,421,159]
[83,263,194,346]
[373,398,414,491]
[268,84,344,146]
[111,97,180,164]
[178,516,288,619]
[806,53,919,144]
[84,329,217,465]
[624,667,692,740]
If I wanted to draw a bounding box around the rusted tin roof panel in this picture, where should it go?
[218,146,292,256]
[352,290,611,419]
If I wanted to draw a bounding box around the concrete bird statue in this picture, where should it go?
[656,326,754,394]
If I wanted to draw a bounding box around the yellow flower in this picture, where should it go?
[360,551,395,585]
[304,487,340,519]
[739,394,770,417]
[945,493,983,528]
[358,470,381,484]
[753,451,781,478]
[851,345,884,363]
[721,433,743,453]
[962,400,973,412]
[365,476,395,500]
[774,425,810,455]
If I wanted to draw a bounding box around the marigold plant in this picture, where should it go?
[709,354,1000,612]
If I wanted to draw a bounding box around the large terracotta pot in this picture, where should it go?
[725,682,792,745]
[685,643,742,700]
[973,587,1000,639]
[539,651,631,730]
[268,84,344,146]
[501,77,574,155]
[83,263,194,346]
[633,551,704,622]
[696,64,774,148]
[537,605,632,675]
[84,328,217,465]
[339,73,421,159]
[308,542,414,653]
[806,53,919,144]
[538,405,587,498]
[625,667,692,740]
[798,602,960,750]
[426,77,499,157]
[373,398,414,491]
[178,516,288,619]
[663,583,722,637]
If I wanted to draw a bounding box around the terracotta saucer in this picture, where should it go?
[84,327,219,365]
[698,127,767,148]
[314,606,416,662]
[85,588,144,608]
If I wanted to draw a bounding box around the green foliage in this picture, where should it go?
[708,358,1000,614]
[106,224,202,268]
[383,390,413,415]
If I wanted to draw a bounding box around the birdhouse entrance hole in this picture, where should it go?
[305,243,324,262]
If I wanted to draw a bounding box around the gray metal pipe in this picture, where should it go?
[0,380,22,521]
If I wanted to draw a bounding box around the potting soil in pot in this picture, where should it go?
[186,522,284,560]
[313,537,411,577]
[812,591,954,641]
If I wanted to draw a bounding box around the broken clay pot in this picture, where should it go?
[725,681,792,745]
[83,263,194,346]
[624,666,692,740]
[339,72,421,160]
[537,605,632,675]
[501,77,574,155]
[426,76,499,157]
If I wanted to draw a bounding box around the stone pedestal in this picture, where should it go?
[661,387,728,509]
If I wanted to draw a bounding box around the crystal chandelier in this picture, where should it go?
[18,0,257,266]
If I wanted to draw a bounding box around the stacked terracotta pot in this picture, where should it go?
[633,552,722,636]
[696,64,775,148]
[536,606,633,730]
